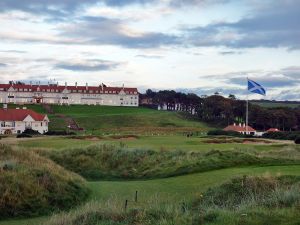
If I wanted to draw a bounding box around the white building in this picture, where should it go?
[0,83,139,106]
[0,106,49,135]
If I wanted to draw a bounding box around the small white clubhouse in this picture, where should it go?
[0,104,49,135]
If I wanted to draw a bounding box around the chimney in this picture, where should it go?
[75,82,78,88]
[243,123,246,127]
[57,82,58,86]
[65,82,67,88]
[3,104,7,110]
[233,122,236,126]
[239,123,242,127]
[30,81,32,86]
[86,83,88,90]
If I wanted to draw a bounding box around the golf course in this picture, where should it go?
[1,105,300,225]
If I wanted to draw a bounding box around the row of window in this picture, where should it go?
[1,88,137,95]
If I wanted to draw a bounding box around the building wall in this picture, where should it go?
[0,91,139,106]
[0,120,48,134]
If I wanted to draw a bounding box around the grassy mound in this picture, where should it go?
[38,144,299,180]
[44,175,300,225]
[0,144,90,219]
[191,175,300,225]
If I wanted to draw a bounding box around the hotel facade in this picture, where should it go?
[0,83,139,106]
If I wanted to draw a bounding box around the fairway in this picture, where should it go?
[2,165,300,225]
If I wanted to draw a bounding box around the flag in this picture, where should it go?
[247,79,266,96]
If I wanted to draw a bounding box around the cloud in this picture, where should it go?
[0,63,7,67]
[55,59,121,71]
[0,50,27,54]
[0,0,157,17]
[219,51,244,55]
[135,54,163,59]
[199,67,300,90]
[184,0,300,49]
[59,16,178,48]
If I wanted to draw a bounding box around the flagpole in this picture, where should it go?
[246,77,249,135]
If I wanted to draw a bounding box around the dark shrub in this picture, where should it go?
[207,129,243,137]
[263,131,300,140]
[17,133,32,138]
[23,128,40,135]
[45,130,76,136]
[295,137,300,144]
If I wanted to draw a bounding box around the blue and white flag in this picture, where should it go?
[247,79,266,96]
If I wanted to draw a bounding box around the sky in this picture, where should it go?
[0,0,299,100]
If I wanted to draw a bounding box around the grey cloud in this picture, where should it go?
[184,0,300,49]
[219,51,244,55]
[198,67,300,88]
[55,59,121,71]
[0,0,156,16]
[135,54,163,59]
[60,16,178,48]
[0,63,7,67]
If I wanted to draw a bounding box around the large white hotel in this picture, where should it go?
[0,82,139,106]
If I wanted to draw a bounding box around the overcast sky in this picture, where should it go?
[0,0,299,100]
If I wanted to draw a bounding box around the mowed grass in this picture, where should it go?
[2,165,300,225]
[7,135,293,152]
[4,104,212,133]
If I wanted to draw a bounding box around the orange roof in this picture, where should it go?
[0,109,47,121]
[0,83,138,95]
[224,124,256,132]
[267,128,280,132]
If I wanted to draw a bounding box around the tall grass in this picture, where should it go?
[37,144,300,180]
[0,144,90,219]
[44,175,300,225]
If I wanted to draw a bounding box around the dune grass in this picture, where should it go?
[2,165,300,225]
[41,174,300,225]
[37,144,300,181]
[0,144,90,219]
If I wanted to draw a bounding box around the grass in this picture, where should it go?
[36,143,300,180]
[2,104,212,134]
[34,173,300,225]
[0,144,90,219]
[2,165,300,225]
[5,135,292,152]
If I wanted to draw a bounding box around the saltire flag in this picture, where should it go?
[247,78,266,96]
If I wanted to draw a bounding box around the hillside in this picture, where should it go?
[3,104,212,134]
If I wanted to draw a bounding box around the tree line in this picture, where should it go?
[141,89,300,131]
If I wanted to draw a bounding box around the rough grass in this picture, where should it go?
[37,144,300,180]
[0,144,90,219]
[43,175,300,225]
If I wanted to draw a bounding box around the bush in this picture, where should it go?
[16,133,32,138]
[45,130,76,136]
[207,129,243,137]
[295,136,300,144]
[23,128,40,135]
[263,131,300,140]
